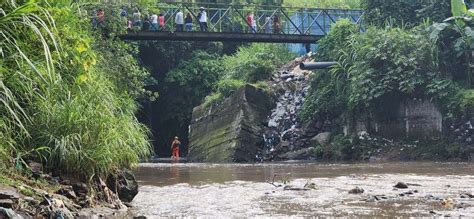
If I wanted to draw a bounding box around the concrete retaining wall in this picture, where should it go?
[348,100,443,139]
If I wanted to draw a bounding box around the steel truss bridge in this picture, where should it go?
[121,2,364,43]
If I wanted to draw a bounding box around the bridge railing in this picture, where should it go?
[129,2,364,36]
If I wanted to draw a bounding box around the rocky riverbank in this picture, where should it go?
[188,55,474,163]
[0,164,140,218]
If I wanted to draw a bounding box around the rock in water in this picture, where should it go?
[107,170,138,203]
[348,187,364,194]
[460,192,474,198]
[394,182,409,189]
[277,148,314,160]
[188,85,274,162]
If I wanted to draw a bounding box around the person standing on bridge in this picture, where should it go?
[159,13,165,30]
[273,15,281,34]
[142,17,151,31]
[132,8,142,28]
[264,14,272,33]
[96,9,105,28]
[127,17,132,31]
[171,136,181,159]
[185,13,193,31]
[150,13,158,31]
[246,12,256,33]
[120,6,128,18]
[198,7,208,32]
[175,9,184,31]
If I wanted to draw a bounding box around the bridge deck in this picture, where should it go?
[122,31,322,43]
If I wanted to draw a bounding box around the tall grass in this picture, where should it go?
[1,0,151,179]
[1,0,59,168]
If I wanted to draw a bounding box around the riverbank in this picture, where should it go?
[0,168,138,218]
[132,162,474,217]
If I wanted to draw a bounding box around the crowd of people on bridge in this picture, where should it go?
[92,6,282,34]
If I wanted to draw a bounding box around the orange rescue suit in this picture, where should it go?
[171,139,181,158]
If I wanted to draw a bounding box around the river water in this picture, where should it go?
[132,162,474,218]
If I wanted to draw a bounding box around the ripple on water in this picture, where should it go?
[132,162,474,218]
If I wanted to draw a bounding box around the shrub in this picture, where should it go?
[251,81,273,94]
[300,20,358,121]
[223,43,293,83]
[301,20,459,122]
[460,89,474,114]
[217,79,245,97]
[203,92,224,107]
[362,0,453,27]
[347,27,438,111]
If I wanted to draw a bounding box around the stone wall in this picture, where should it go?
[347,99,443,140]
[188,85,274,162]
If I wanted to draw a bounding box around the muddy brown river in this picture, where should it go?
[131,162,474,218]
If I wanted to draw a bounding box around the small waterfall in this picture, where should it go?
[262,56,312,160]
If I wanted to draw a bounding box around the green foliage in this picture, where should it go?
[300,20,358,121]
[165,50,224,116]
[314,19,358,61]
[95,38,155,99]
[203,92,224,108]
[1,0,57,154]
[300,70,348,121]
[460,89,474,113]
[301,20,461,122]
[217,79,245,97]
[362,0,454,27]
[300,20,353,120]
[347,28,438,110]
[166,51,224,91]
[223,43,293,83]
[251,81,272,94]
[200,43,293,108]
[428,3,473,85]
[0,1,152,179]
[452,0,468,17]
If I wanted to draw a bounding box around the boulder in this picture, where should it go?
[394,182,408,189]
[0,190,20,201]
[0,207,22,219]
[0,199,14,208]
[107,170,138,203]
[348,187,364,194]
[310,132,332,146]
[280,73,295,80]
[277,148,314,160]
[28,161,42,179]
[56,186,77,200]
[188,85,275,162]
[72,183,88,198]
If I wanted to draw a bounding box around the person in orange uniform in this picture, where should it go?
[170,136,181,159]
